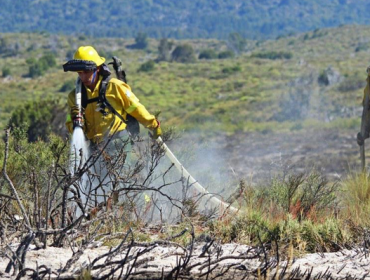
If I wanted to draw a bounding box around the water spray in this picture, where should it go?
[70,78,90,216]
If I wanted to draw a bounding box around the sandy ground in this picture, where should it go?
[1,242,370,279]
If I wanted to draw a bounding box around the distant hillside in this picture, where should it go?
[0,24,368,136]
[1,0,370,39]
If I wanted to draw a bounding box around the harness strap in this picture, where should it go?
[99,76,127,124]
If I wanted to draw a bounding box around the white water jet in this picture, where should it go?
[69,126,90,217]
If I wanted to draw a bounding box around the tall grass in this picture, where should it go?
[340,172,370,226]
[208,171,360,255]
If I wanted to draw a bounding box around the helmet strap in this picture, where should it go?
[92,69,97,84]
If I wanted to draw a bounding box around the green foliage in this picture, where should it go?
[269,172,337,221]
[138,60,155,72]
[251,51,293,60]
[171,44,196,63]
[0,37,18,57]
[0,130,69,230]
[302,29,328,41]
[26,52,57,78]
[227,32,247,54]
[157,38,173,62]
[59,79,75,92]
[318,70,330,86]
[1,0,370,39]
[218,50,234,59]
[133,32,148,49]
[221,64,241,74]
[2,66,11,77]
[8,98,67,142]
[0,25,367,140]
[198,49,217,60]
[337,75,366,92]
[340,173,370,226]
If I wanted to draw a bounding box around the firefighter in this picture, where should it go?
[63,46,161,145]
[63,46,162,212]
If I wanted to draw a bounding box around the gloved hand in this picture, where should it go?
[149,120,162,140]
[70,105,78,115]
[71,105,85,129]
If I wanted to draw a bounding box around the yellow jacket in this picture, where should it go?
[66,76,158,143]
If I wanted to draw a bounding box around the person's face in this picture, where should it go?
[78,69,98,88]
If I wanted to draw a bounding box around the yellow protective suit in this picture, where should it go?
[66,76,158,143]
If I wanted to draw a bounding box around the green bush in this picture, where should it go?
[8,97,67,142]
[2,66,11,77]
[228,32,246,54]
[251,51,293,60]
[26,52,57,78]
[221,65,241,74]
[337,75,366,92]
[138,60,155,72]
[171,44,196,63]
[199,49,217,59]
[218,50,234,59]
[157,38,173,62]
[59,79,75,92]
[132,32,148,49]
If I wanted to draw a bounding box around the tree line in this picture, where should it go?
[1,0,370,39]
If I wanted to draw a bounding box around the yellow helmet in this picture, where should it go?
[73,46,105,66]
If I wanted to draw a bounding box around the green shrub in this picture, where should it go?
[269,172,338,221]
[132,32,148,49]
[26,52,57,78]
[337,75,366,92]
[8,97,67,142]
[251,51,293,60]
[59,79,75,92]
[138,60,155,72]
[157,38,173,62]
[221,65,242,74]
[2,66,11,77]
[218,50,234,59]
[199,49,217,59]
[228,32,246,54]
[171,44,196,63]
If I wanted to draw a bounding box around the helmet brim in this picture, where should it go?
[63,60,97,72]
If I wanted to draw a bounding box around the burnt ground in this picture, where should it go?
[223,128,360,183]
[169,128,362,187]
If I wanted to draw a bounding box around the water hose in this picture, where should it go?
[73,78,84,129]
[156,137,238,214]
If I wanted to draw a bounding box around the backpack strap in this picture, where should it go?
[99,75,126,124]
[81,86,99,109]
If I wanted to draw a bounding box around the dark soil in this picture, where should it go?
[173,128,361,186]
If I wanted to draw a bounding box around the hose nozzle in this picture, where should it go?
[73,111,84,129]
[73,78,84,129]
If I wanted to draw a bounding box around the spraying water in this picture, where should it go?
[69,78,90,217]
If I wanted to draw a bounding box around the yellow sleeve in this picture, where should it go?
[65,89,75,134]
[108,80,159,130]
